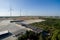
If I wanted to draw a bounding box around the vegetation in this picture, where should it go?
[30,18,60,40]
[18,31,40,40]
[18,18,60,40]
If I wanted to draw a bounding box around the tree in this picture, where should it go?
[51,30,59,40]
[18,31,40,40]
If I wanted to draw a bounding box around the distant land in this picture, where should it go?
[0,16,60,19]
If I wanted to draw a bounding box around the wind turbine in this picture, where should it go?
[20,9,21,16]
[10,6,12,17]
[9,1,13,17]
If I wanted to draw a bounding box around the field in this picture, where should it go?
[30,18,60,40]
[0,16,60,40]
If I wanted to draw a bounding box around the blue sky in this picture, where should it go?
[0,0,60,16]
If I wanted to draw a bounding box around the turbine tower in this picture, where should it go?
[9,1,12,17]
[10,5,12,17]
[20,9,21,16]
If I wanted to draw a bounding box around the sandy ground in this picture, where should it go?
[0,19,45,40]
[20,19,45,24]
[0,20,32,40]
[0,20,32,32]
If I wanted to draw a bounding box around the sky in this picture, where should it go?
[0,0,60,16]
